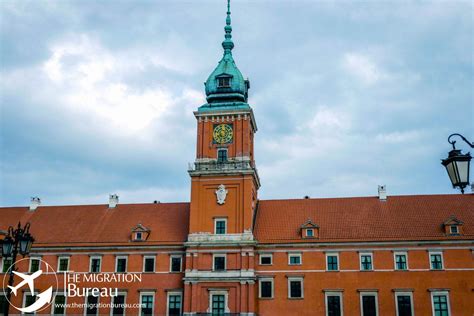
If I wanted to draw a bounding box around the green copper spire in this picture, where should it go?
[222,0,234,54]
[201,0,250,110]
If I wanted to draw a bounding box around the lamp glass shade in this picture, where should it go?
[442,150,471,189]
[19,234,34,255]
[1,237,14,257]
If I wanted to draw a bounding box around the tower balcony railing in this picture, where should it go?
[188,160,255,172]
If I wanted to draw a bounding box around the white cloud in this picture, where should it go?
[342,53,387,85]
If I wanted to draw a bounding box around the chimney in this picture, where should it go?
[378,185,387,201]
[109,194,119,208]
[29,197,41,211]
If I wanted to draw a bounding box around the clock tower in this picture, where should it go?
[188,0,259,237]
[184,1,259,314]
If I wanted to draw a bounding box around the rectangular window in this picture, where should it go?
[23,293,36,315]
[167,293,182,316]
[217,77,231,88]
[450,226,458,234]
[116,256,128,273]
[217,149,228,163]
[170,256,182,272]
[143,256,155,272]
[140,293,154,316]
[213,255,226,271]
[288,253,302,265]
[53,294,66,315]
[259,254,273,265]
[306,229,314,237]
[326,254,339,271]
[288,278,303,298]
[430,252,443,270]
[212,294,226,315]
[360,293,378,316]
[57,257,70,272]
[360,253,373,271]
[29,258,40,273]
[431,292,450,316]
[90,257,101,273]
[394,252,408,270]
[214,218,227,234]
[112,293,126,315]
[259,279,273,299]
[395,293,413,316]
[85,295,99,315]
[2,258,12,273]
[325,292,343,316]
[0,295,7,315]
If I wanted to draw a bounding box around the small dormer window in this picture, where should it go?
[131,223,150,242]
[300,219,319,239]
[443,215,463,236]
[217,77,231,88]
[306,229,314,237]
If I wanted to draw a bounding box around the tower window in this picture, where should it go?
[217,148,228,162]
[214,218,227,234]
[217,77,231,87]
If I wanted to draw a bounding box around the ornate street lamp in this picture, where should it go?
[441,133,473,194]
[1,222,35,316]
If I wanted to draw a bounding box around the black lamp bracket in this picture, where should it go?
[448,133,474,150]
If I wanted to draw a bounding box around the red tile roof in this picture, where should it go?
[0,194,472,247]
[254,194,474,243]
[0,203,189,247]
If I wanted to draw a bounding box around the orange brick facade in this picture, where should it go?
[1,2,473,316]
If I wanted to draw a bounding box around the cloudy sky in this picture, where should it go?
[1,0,472,207]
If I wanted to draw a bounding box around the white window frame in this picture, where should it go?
[89,256,102,273]
[143,255,156,272]
[51,291,68,315]
[135,232,143,240]
[166,291,183,316]
[23,291,38,314]
[139,292,155,316]
[429,251,444,270]
[325,291,344,316]
[29,257,41,273]
[258,278,274,299]
[212,254,227,271]
[57,256,70,272]
[359,252,374,271]
[449,225,458,234]
[393,251,409,271]
[109,291,127,316]
[326,253,339,271]
[214,218,227,234]
[287,277,304,299]
[259,254,273,265]
[115,256,128,273]
[431,291,451,316]
[288,253,302,265]
[394,291,414,316]
[359,292,378,316]
[84,294,100,316]
[208,290,230,314]
[1,257,13,273]
[170,255,182,272]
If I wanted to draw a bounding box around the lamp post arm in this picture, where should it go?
[448,133,474,150]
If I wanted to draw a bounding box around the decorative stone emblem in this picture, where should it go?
[215,184,228,205]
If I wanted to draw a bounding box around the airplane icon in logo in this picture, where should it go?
[8,270,42,296]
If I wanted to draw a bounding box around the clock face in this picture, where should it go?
[213,124,233,144]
